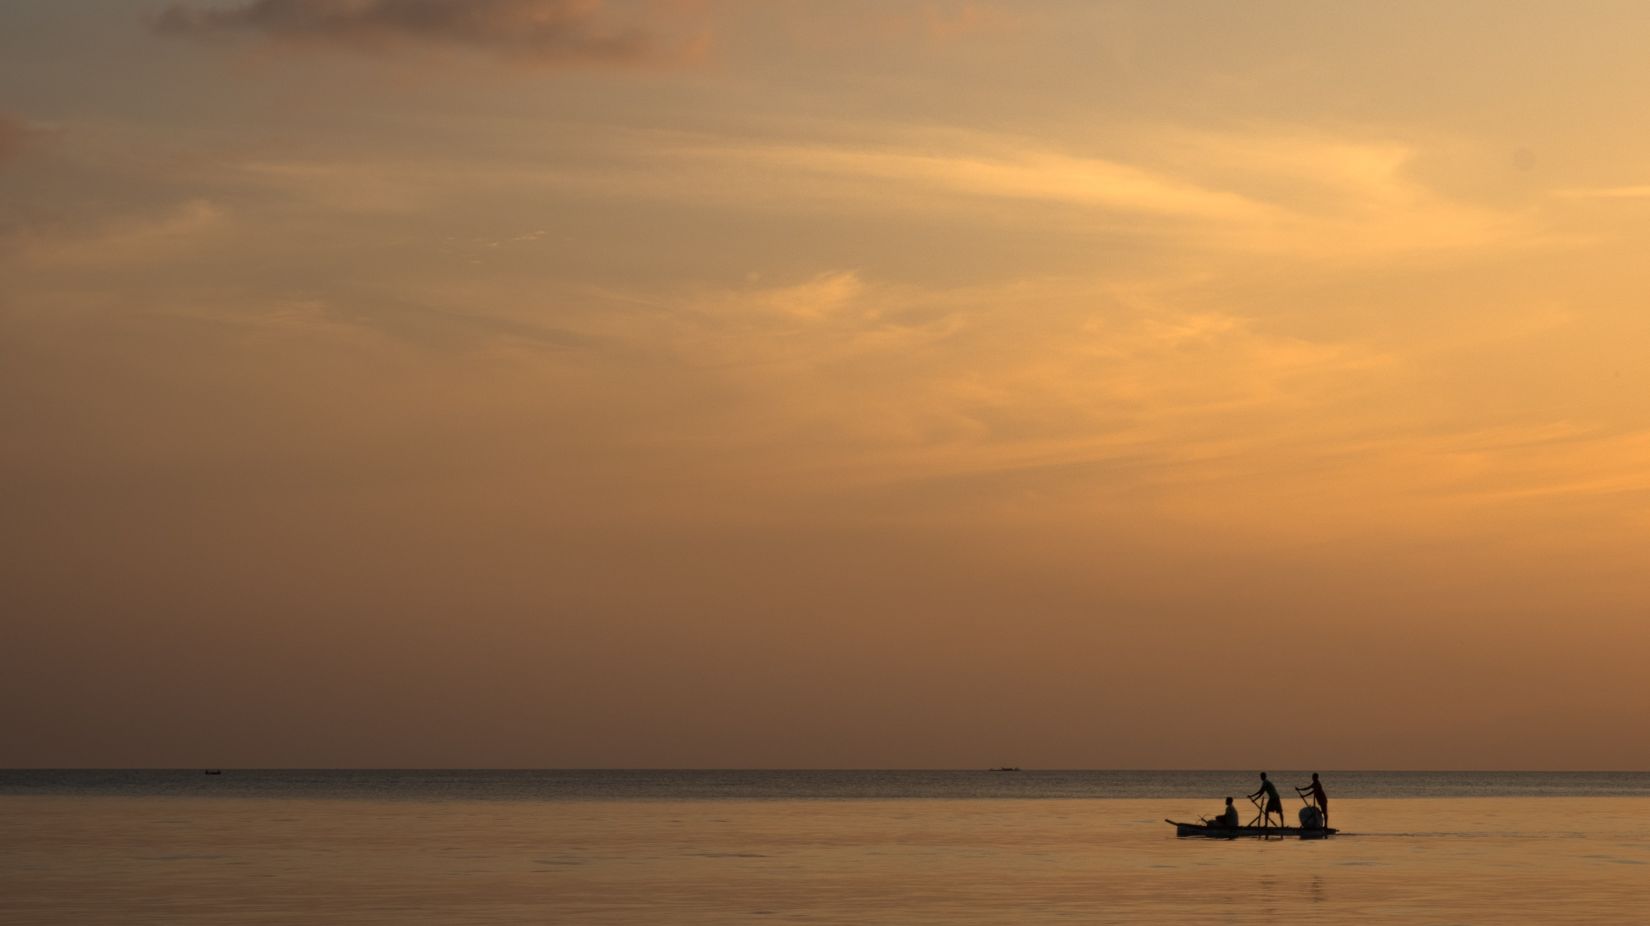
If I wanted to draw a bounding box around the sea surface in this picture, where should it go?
[6,770,1650,924]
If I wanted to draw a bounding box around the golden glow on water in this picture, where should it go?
[7,797,1650,924]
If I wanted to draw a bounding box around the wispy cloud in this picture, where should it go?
[186,116,1538,266]
[583,271,1395,493]
[671,127,1534,259]
[153,0,698,67]
[735,270,867,321]
[710,141,1268,221]
[10,199,226,268]
[1553,184,1650,200]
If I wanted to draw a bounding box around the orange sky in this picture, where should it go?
[2,1,1648,769]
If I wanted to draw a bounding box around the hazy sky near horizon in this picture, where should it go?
[4,1,1649,769]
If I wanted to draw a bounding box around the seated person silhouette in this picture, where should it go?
[1207,796,1239,827]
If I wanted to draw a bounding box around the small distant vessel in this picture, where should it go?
[203,769,223,775]
[1166,819,1336,840]
[990,767,1021,772]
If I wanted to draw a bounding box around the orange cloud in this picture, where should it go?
[154,0,692,67]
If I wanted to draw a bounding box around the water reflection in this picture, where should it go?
[1,796,1647,924]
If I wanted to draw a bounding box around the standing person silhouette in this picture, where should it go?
[1296,773,1329,828]
[1249,772,1283,828]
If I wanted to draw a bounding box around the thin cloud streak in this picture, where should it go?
[683,131,1536,259]
[1554,184,1650,199]
[713,142,1270,220]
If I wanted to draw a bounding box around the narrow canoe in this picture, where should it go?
[1166,819,1337,840]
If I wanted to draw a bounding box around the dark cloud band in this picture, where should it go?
[155,0,660,66]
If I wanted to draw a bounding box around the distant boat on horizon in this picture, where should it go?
[203,769,222,775]
[989,767,1021,772]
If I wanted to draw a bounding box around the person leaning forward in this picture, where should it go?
[1249,772,1283,828]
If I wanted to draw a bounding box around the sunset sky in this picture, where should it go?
[4,1,1649,769]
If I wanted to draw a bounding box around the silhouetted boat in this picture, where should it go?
[203,769,222,775]
[1166,819,1336,840]
[990,767,1021,772]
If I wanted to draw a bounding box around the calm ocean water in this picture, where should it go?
[6,771,1650,924]
[7,768,1650,800]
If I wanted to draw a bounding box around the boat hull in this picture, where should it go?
[1167,820,1337,840]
